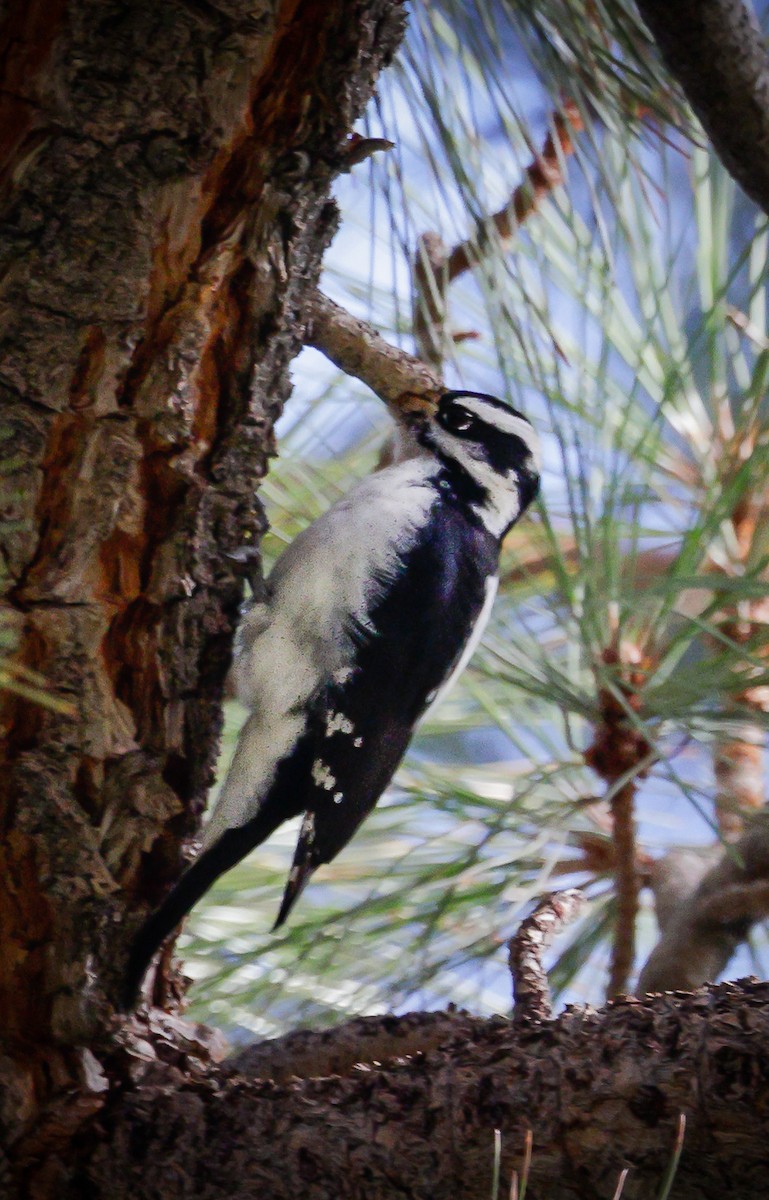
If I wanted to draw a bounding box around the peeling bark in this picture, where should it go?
[0,0,404,1190]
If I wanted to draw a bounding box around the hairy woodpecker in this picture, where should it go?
[122,390,540,1007]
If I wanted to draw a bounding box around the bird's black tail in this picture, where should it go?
[121,809,283,1011]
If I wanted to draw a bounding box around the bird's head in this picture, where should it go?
[405,390,541,537]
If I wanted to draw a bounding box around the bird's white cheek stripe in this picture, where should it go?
[450,400,541,473]
[430,429,522,536]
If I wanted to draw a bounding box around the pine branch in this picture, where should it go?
[445,99,584,281]
[636,0,769,216]
[410,99,584,373]
[639,814,769,993]
[584,639,652,999]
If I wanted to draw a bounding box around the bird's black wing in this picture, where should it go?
[122,508,498,1006]
[273,508,499,925]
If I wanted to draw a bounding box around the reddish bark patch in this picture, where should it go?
[23,412,89,592]
[0,0,66,197]
[0,832,52,1034]
[103,597,163,744]
[68,328,107,413]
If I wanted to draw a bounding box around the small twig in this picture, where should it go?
[306,290,441,413]
[409,101,584,377]
[412,231,449,370]
[607,780,639,997]
[313,107,583,398]
[509,889,586,1025]
[585,636,651,999]
[446,100,584,282]
[338,133,394,172]
[552,829,654,884]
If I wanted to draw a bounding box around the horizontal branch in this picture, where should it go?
[92,980,769,1199]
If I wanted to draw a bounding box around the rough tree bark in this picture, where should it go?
[83,980,769,1200]
[0,0,404,1193]
[635,0,769,217]
[3,3,769,1199]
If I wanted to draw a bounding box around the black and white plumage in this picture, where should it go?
[122,390,540,1007]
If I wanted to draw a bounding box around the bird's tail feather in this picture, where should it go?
[271,809,321,931]
[121,807,282,1011]
[272,856,314,931]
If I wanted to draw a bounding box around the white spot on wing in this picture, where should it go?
[312,759,336,790]
[326,711,355,735]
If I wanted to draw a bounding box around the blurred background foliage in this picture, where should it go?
[179,0,769,1041]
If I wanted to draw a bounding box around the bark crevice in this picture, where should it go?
[0,2,405,1190]
[84,980,769,1200]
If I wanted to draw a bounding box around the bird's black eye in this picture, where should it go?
[440,405,474,434]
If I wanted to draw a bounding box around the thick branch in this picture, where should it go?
[84,981,769,1199]
[640,814,769,993]
[636,0,769,216]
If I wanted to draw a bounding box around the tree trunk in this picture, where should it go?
[0,0,403,1192]
[4,4,769,1198]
